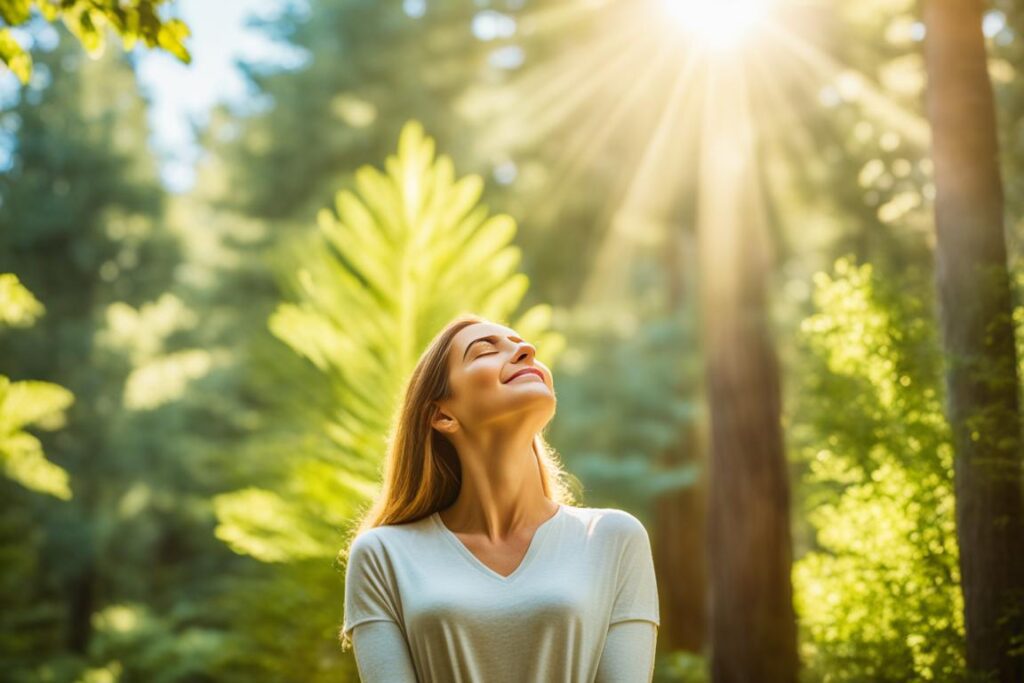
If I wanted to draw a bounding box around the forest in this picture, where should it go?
[1,0,1022,681]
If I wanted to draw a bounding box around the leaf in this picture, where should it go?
[0,272,45,327]
[64,7,107,56]
[156,18,191,64]
[0,0,31,25]
[34,0,60,22]
[0,431,72,500]
[118,8,139,50]
[0,378,74,432]
[0,28,32,83]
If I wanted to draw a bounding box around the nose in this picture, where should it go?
[512,341,536,362]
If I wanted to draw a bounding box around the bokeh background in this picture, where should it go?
[1,0,1023,681]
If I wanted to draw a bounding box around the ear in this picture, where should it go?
[431,403,459,434]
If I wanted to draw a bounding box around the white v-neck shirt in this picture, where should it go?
[342,503,660,682]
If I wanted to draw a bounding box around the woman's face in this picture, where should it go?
[440,322,555,431]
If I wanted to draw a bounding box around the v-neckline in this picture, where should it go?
[432,504,564,584]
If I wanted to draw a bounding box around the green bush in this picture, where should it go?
[790,257,965,682]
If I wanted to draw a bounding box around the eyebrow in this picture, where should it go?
[462,334,523,361]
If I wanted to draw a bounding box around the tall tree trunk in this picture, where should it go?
[655,224,708,654]
[697,56,798,683]
[653,457,708,652]
[923,2,1024,680]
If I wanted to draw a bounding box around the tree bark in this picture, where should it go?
[697,56,799,683]
[923,2,1024,681]
[654,206,709,656]
[653,459,709,653]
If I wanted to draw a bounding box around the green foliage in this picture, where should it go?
[25,601,237,683]
[0,35,225,683]
[791,256,965,681]
[0,273,73,499]
[219,0,488,223]
[0,0,190,83]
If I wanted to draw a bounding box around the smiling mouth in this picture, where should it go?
[505,369,544,383]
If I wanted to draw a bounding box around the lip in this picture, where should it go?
[504,367,544,383]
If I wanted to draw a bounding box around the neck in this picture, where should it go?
[440,426,557,540]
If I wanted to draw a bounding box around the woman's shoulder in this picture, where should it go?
[349,513,436,555]
[561,503,649,541]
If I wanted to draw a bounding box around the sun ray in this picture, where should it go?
[577,44,705,305]
[763,21,929,148]
[471,15,653,159]
[458,17,641,126]
[467,0,935,317]
[745,49,825,167]
[615,46,704,221]
[516,0,621,36]
[526,39,683,229]
[697,51,775,316]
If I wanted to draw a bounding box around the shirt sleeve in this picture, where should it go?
[352,620,419,683]
[595,620,658,683]
[609,513,661,626]
[343,531,403,637]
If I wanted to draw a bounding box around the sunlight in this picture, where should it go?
[461,0,931,312]
[662,0,774,50]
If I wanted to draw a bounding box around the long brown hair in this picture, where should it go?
[337,313,579,651]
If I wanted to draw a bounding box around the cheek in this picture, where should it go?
[452,360,501,395]
[464,362,502,389]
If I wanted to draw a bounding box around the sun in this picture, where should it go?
[661,0,774,50]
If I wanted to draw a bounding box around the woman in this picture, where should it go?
[339,313,660,682]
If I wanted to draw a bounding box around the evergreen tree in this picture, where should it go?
[205,120,566,680]
[0,26,211,680]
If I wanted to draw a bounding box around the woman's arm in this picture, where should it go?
[351,620,419,682]
[595,620,658,683]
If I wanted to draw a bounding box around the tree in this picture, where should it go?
[922,1,1024,680]
[697,53,799,682]
[0,28,195,676]
[0,0,190,83]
